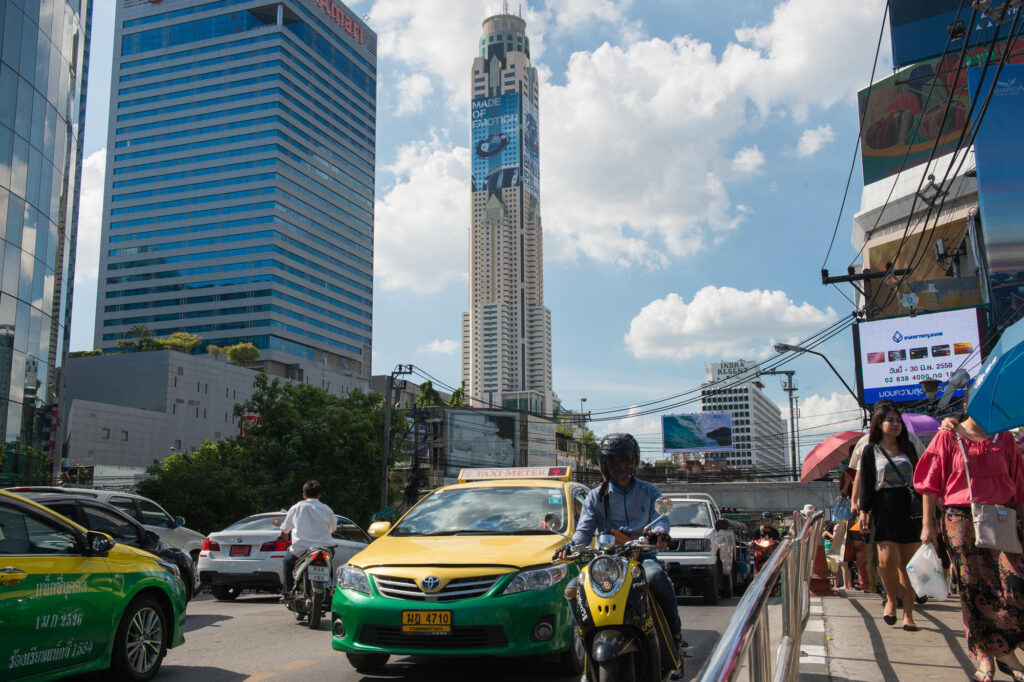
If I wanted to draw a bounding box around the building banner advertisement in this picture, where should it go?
[662,413,733,454]
[969,62,1024,334]
[471,93,521,196]
[447,410,519,476]
[887,0,1012,69]
[858,37,1024,185]
[521,97,540,199]
[855,307,983,404]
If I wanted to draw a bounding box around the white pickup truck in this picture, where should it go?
[658,493,738,604]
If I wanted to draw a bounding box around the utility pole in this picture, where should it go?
[760,369,798,482]
[380,364,412,510]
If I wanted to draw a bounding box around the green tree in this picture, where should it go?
[136,441,255,534]
[206,344,224,360]
[159,331,202,354]
[447,382,466,406]
[226,342,261,366]
[414,380,444,407]
[68,350,103,358]
[125,324,156,351]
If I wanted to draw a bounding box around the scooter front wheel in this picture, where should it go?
[597,653,637,682]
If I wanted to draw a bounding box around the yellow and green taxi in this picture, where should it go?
[332,467,588,674]
[0,490,186,681]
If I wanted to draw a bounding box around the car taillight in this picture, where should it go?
[203,538,220,551]
[260,538,290,552]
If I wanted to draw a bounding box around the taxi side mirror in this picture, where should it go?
[86,530,115,556]
[367,521,391,538]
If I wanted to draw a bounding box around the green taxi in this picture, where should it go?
[0,490,186,681]
[331,467,588,674]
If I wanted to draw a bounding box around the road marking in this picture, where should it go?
[275,659,318,671]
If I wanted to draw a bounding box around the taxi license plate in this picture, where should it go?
[308,564,330,582]
[401,610,452,634]
[229,545,250,556]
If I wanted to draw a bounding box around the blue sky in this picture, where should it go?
[73,0,895,459]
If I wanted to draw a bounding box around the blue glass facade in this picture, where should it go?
[0,0,91,469]
[98,0,376,392]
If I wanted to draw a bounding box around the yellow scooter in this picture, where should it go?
[562,499,682,682]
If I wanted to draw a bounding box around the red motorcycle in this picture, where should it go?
[749,537,780,576]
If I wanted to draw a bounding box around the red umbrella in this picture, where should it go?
[801,431,863,483]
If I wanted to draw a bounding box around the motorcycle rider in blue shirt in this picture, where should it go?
[555,433,686,650]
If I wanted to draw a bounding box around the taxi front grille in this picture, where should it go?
[372,574,503,601]
[358,625,507,649]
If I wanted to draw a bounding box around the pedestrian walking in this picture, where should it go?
[855,402,922,631]
[832,471,855,590]
[915,413,1024,682]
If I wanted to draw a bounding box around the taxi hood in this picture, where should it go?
[348,533,567,570]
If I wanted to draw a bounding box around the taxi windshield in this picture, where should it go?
[668,502,711,528]
[391,485,567,536]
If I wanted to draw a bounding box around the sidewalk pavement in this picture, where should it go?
[810,588,974,681]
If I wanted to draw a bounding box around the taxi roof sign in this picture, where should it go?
[457,466,571,483]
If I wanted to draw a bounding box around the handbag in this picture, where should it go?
[956,434,1023,554]
[875,444,923,519]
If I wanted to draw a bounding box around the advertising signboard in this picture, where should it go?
[969,62,1024,335]
[471,93,521,197]
[447,410,519,476]
[888,0,1012,68]
[853,307,984,405]
[706,360,760,383]
[521,97,539,199]
[858,36,1024,185]
[662,413,733,454]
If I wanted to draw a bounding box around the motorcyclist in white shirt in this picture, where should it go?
[279,480,337,597]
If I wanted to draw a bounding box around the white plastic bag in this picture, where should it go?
[906,543,948,601]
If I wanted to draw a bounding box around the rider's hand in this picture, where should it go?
[648,532,670,551]
[553,544,572,561]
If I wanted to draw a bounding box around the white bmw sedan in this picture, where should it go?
[197,511,371,600]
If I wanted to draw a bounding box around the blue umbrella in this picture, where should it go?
[967,318,1024,434]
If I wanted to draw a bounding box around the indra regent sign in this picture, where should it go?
[315,0,365,44]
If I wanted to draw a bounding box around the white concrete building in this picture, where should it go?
[700,361,787,474]
[461,13,553,414]
[60,351,266,484]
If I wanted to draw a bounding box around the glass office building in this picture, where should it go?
[0,0,91,472]
[97,0,376,395]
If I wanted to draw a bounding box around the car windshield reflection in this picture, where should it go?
[668,502,711,528]
[391,486,567,536]
[225,515,283,531]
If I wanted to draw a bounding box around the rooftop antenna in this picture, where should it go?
[503,0,508,14]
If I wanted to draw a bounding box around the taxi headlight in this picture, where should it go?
[155,559,181,580]
[503,564,568,595]
[336,565,370,595]
[589,556,624,596]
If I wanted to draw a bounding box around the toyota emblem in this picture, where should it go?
[420,576,441,592]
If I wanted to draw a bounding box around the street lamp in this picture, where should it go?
[773,343,868,423]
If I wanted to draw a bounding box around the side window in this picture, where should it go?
[139,500,174,528]
[0,503,78,555]
[333,526,370,544]
[47,503,80,524]
[572,488,586,529]
[108,496,138,521]
[81,505,141,545]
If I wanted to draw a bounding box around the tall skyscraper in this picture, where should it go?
[96,0,376,395]
[0,1,91,464]
[462,12,552,413]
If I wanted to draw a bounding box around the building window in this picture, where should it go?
[101,428,110,439]
[174,439,181,450]
[120,430,128,441]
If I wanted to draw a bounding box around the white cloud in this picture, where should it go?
[540,0,885,266]
[732,146,765,175]
[417,338,460,355]
[789,392,863,455]
[392,73,435,116]
[624,286,838,360]
[547,0,640,42]
[374,134,470,293]
[796,124,836,157]
[69,149,106,350]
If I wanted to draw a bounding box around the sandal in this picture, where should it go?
[971,670,993,682]
[996,660,1024,681]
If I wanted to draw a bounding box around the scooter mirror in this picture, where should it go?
[654,498,674,516]
[597,533,616,550]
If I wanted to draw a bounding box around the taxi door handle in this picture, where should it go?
[0,567,28,586]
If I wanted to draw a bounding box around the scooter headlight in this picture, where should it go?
[503,564,568,595]
[336,565,370,595]
[589,556,624,596]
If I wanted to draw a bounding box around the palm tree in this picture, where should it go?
[125,324,154,351]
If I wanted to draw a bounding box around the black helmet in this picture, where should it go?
[598,433,640,482]
[761,512,772,521]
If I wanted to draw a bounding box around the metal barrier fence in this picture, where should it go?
[696,510,825,682]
